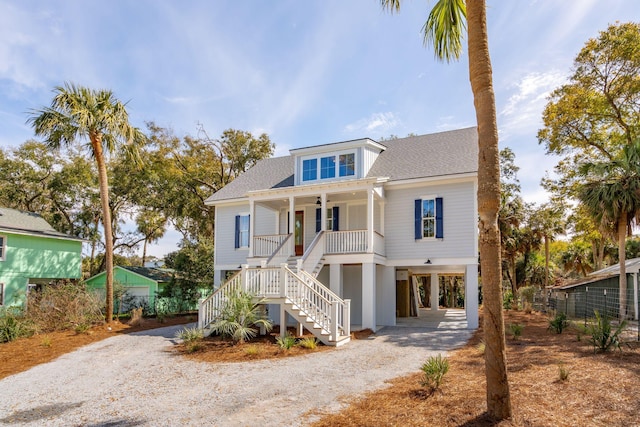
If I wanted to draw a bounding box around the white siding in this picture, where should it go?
[362,146,380,177]
[254,205,277,236]
[384,181,477,260]
[214,203,250,267]
[348,203,366,229]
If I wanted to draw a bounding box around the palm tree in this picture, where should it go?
[136,210,167,266]
[578,141,640,319]
[382,0,511,418]
[530,203,565,308]
[28,83,145,323]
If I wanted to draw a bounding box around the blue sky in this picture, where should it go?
[1,1,638,257]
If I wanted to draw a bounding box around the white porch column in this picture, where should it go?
[430,272,439,311]
[362,262,376,330]
[248,199,255,258]
[379,200,385,235]
[321,193,327,231]
[330,263,343,296]
[367,188,374,253]
[289,196,295,256]
[465,264,479,329]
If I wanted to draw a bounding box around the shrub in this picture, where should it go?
[209,289,272,344]
[503,290,514,310]
[548,312,569,334]
[508,323,524,340]
[41,336,52,348]
[276,333,297,350]
[128,307,144,327]
[26,282,103,332]
[298,337,318,350]
[558,364,570,381]
[475,340,486,355]
[74,323,92,334]
[518,286,536,308]
[176,326,204,344]
[245,345,261,356]
[420,354,449,391]
[0,307,35,343]
[586,310,627,352]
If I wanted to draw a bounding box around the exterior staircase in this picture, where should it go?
[199,264,351,346]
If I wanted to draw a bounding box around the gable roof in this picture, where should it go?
[0,207,83,241]
[121,266,174,283]
[367,127,478,181]
[205,127,478,203]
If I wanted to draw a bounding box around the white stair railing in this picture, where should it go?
[198,263,350,342]
[266,234,293,266]
[299,231,325,275]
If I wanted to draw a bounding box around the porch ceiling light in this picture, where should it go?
[316,197,322,205]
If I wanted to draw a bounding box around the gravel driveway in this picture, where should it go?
[0,323,471,426]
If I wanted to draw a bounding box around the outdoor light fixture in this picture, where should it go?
[425,259,432,264]
[316,197,322,205]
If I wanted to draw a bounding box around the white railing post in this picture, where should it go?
[331,300,339,341]
[296,258,303,273]
[344,299,351,336]
[198,297,205,330]
[241,264,249,293]
[280,263,288,298]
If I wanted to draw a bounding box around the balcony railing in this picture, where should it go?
[253,234,290,257]
[325,230,367,254]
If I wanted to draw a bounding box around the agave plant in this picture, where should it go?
[209,289,273,344]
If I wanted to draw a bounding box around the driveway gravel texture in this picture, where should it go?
[0,323,471,426]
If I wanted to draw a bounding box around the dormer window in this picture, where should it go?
[302,159,317,181]
[320,156,336,179]
[339,153,355,177]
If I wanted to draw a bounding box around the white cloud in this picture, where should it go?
[343,112,400,134]
[499,70,568,141]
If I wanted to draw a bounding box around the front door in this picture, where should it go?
[295,210,304,256]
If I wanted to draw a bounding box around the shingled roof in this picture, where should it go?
[205,127,477,203]
[0,207,83,240]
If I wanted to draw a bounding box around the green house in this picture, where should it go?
[85,266,173,311]
[0,207,83,307]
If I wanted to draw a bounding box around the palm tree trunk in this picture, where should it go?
[466,0,512,419]
[92,135,115,324]
[618,213,628,319]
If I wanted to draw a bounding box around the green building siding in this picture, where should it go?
[0,232,82,306]
[86,267,160,304]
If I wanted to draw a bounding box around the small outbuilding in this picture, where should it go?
[551,258,640,320]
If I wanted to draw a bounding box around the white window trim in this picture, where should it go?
[420,195,438,241]
[298,149,358,184]
[238,212,250,249]
[0,283,4,306]
[0,234,5,261]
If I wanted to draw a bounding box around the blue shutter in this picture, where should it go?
[435,197,443,238]
[333,206,339,231]
[247,214,251,247]
[234,215,240,248]
[316,208,321,232]
[414,199,422,240]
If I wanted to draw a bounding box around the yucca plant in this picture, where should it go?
[587,310,627,352]
[276,333,297,350]
[209,289,273,344]
[548,312,569,334]
[420,354,449,391]
[298,336,318,350]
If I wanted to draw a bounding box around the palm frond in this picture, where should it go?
[423,0,466,63]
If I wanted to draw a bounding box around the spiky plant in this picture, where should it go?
[209,289,273,344]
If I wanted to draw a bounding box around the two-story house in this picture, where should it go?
[0,207,84,307]
[200,128,479,346]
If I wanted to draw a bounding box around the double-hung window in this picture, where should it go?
[302,159,317,181]
[235,214,250,248]
[320,156,336,179]
[339,153,355,177]
[414,197,443,240]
